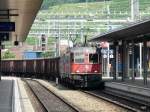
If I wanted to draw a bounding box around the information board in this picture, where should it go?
[0,22,15,31]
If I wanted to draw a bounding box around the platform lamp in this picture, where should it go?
[14,34,19,46]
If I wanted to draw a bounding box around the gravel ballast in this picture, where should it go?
[37,80,129,112]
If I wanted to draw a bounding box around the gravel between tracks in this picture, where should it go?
[37,79,129,112]
[26,80,76,112]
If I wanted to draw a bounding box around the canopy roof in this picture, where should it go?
[90,19,150,42]
[0,0,43,42]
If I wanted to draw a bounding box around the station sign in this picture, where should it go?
[103,54,114,58]
[101,49,114,58]
[0,22,15,32]
[101,49,113,54]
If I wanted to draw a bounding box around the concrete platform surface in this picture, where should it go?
[105,81,150,97]
[104,78,150,88]
[105,79,150,106]
[0,79,13,112]
[17,78,35,112]
[0,77,35,112]
[119,79,150,88]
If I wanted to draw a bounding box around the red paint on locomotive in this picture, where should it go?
[71,64,101,74]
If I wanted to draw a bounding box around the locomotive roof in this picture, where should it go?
[69,47,96,53]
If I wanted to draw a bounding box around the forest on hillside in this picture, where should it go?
[41,0,110,10]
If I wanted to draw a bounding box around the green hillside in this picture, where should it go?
[38,1,129,20]
[41,0,110,10]
[41,0,150,13]
[38,0,150,20]
[26,0,150,46]
[47,2,107,14]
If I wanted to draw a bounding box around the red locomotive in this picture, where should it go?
[1,46,102,88]
[60,46,102,87]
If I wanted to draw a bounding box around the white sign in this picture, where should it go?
[103,54,114,58]
[103,54,107,58]
[101,49,113,54]
[110,54,114,58]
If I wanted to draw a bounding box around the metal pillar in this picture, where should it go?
[121,41,124,81]
[131,0,139,21]
[122,40,127,81]
[127,44,130,78]
[139,43,142,78]
[126,42,129,79]
[107,44,110,77]
[113,42,118,80]
[143,41,147,85]
[81,22,84,43]
[55,36,60,57]
[116,45,119,79]
[102,53,104,76]
[132,41,135,81]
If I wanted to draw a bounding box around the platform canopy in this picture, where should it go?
[0,0,43,42]
[90,19,150,42]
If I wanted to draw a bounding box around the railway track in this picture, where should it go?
[36,79,130,112]
[24,79,149,112]
[81,90,149,112]
[24,79,80,112]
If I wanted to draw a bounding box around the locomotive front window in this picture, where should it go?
[74,52,84,63]
[71,53,74,62]
[89,54,98,63]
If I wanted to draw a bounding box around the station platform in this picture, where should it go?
[0,77,34,112]
[104,78,150,106]
[0,77,13,112]
[104,78,150,89]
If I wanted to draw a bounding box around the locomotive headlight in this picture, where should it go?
[76,70,80,73]
[94,70,98,73]
[85,65,89,69]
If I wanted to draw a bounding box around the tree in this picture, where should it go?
[2,50,15,59]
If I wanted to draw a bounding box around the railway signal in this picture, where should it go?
[41,34,47,51]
